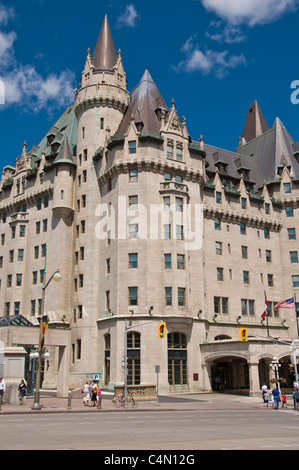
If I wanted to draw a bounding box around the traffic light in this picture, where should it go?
[289,364,295,375]
[158,322,166,339]
[240,328,248,342]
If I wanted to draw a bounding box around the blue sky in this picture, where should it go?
[1,0,299,167]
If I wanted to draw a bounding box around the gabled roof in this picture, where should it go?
[117,69,168,135]
[92,15,117,71]
[241,100,269,143]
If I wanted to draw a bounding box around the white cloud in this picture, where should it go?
[116,4,139,28]
[206,20,245,43]
[0,2,76,112]
[175,35,246,78]
[201,0,299,25]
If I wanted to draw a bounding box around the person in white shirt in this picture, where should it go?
[0,378,5,403]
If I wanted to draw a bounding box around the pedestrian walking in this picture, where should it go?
[18,379,27,405]
[82,381,90,406]
[0,377,5,407]
[271,387,280,409]
[97,386,102,409]
[292,389,297,410]
[261,384,268,402]
[281,394,287,408]
[89,380,97,407]
[295,389,299,411]
[264,392,269,407]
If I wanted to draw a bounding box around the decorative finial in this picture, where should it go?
[171,98,176,108]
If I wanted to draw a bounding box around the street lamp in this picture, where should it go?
[31,268,62,410]
[270,357,281,389]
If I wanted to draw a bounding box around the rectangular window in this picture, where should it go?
[164,253,171,269]
[129,253,138,269]
[268,274,274,287]
[249,299,255,316]
[176,197,183,212]
[178,287,186,307]
[77,339,81,360]
[290,251,298,263]
[288,228,296,240]
[79,274,84,288]
[176,225,184,240]
[36,221,40,234]
[34,246,39,259]
[217,267,224,282]
[241,246,248,259]
[31,300,36,316]
[129,141,137,154]
[129,287,138,306]
[292,275,299,288]
[41,244,47,257]
[164,224,171,240]
[32,271,37,284]
[43,219,47,232]
[129,169,138,182]
[129,224,138,239]
[265,203,270,214]
[167,145,173,159]
[222,297,229,314]
[106,258,111,274]
[177,254,185,270]
[164,196,170,211]
[165,287,172,306]
[5,302,10,316]
[284,182,291,194]
[286,206,294,217]
[240,222,246,234]
[9,250,14,262]
[266,250,272,262]
[14,302,20,315]
[243,271,249,284]
[216,241,222,255]
[11,226,16,239]
[216,192,222,204]
[241,299,247,316]
[176,147,182,161]
[214,297,220,314]
[241,197,247,209]
[16,273,22,287]
[214,217,221,230]
[264,227,270,239]
[19,225,26,237]
[129,195,138,210]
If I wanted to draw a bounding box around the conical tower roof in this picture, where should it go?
[117,69,168,135]
[54,137,76,166]
[241,100,269,143]
[92,15,117,71]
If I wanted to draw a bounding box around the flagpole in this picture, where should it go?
[264,290,269,337]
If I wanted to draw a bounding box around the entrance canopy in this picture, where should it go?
[0,315,34,327]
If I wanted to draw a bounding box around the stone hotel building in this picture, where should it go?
[0,16,298,397]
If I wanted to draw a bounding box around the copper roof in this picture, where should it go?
[92,15,117,71]
[117,69,168,135]
[241,100,269,143]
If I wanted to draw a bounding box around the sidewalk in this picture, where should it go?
[0,392,266,415]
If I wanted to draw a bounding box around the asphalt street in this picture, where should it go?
[1,393,298,451]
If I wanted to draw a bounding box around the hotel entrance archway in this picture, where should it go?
[210,356,249,392]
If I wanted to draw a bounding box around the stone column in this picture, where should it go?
[248,361,260,397]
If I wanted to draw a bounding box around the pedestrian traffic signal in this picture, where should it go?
[158,322,166,338]
[240,328,248,342]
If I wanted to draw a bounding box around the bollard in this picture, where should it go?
[97,395,102,409]
[67,390,71,409]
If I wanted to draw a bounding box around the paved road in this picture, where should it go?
[1,407,298,451]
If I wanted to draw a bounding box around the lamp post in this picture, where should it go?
[31,266,62,410]
[270,357,281,390]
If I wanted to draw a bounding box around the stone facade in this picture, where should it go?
[0,16,298,396]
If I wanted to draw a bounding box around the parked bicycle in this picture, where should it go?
[113,390,138,408]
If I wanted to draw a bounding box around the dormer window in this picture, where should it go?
[47,134,55,146]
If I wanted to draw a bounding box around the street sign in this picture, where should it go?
[93,374,100,381]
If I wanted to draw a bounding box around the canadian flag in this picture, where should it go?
[261,294,267,319]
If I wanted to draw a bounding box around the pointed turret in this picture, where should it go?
[54,138,76,166]
[117,69,168,135]
[241,100,269,143]
[92,15,117,71]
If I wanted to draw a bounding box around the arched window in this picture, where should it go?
[168,332,187,385]
[127,332,140,385]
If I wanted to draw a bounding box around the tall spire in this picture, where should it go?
[92,15,117,71]
[241,100,269,143]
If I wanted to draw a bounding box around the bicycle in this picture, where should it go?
[113,390,138,408]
